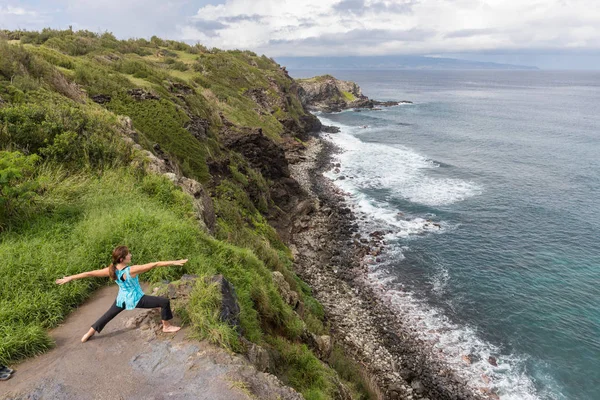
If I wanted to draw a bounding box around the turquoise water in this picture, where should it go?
[290,70,600,399]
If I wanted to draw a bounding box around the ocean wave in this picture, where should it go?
[319,116,482,207]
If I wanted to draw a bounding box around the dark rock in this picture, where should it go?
[185,116,210,141]
[152,143,177,172]
[372,100,401,107]
[399,368,415,382]
[294,199,316,216]
[91,94,111,104]
[168,82,194,94]
[222,126,289,180]
[301,330,333,360]
[244,88,270,109]
[321,125,341,133]
[127,88,160,101]
[210,274,241,331]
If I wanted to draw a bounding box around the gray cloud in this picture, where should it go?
[334,0,365,12]
[334,0,417,15]
[444,28,499,39]
[218,14,264,23]
[269,27,435,48]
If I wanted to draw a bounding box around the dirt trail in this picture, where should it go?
[2,285,300,400]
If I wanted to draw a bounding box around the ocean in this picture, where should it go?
[289,70,600,400]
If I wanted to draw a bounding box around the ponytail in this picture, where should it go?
[109,263,117,280]
[109,245,130,281]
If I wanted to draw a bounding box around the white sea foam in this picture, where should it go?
[320,117,482,207]
[318,115,541,399]
[366,261,542,400]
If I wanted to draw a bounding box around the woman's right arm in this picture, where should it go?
[55,267,110,285]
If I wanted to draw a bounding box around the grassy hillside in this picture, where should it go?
[0,29,373,399]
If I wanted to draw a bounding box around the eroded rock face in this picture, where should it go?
[221,125,290,180]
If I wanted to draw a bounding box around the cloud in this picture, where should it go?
[173,0,600,56]
[444,28,500,39]
[334,0,417,15]
[0,4,51,29]
[2,0,599,59]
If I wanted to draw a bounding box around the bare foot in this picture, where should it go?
[81,328,96,343]
[162,325,181,333]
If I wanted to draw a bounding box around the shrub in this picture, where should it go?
[0,151,39,229]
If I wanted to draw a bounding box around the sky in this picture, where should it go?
[1,0,600,69]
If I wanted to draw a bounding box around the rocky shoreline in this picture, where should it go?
[287,136,491,400]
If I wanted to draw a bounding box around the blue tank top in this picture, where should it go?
[115,266,145,310]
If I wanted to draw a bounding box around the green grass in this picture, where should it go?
[342,91,357,102]
[269,337,337,400]
[0,168,297,363]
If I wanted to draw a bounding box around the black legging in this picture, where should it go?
[91,295,173,333]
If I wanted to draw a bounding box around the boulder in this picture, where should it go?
[272,272,300,310]
[302,330,333,359]
[241,337,273,373]
[321,125,341,133]
[210,274,242,331]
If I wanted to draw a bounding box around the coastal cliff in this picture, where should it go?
[296,74,408,112]
[0,29,486,400]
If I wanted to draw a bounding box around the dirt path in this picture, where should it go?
[2,285,300,400]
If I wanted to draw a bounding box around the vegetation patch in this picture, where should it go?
[0,29,375,399]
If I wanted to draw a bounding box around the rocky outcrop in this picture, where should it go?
[296,74,409,112]
[218,118,306,217]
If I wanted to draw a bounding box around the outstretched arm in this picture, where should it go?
[129,259,188,278]
[55,268,110,285]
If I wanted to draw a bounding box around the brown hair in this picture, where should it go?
[108,245,130,280]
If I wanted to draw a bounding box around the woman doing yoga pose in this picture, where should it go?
[56,245,187,342]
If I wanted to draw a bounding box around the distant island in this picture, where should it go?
[276,55,539,70]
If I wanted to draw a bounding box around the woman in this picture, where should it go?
[56,245,187,343]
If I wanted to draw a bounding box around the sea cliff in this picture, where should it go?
[0,29,485,400]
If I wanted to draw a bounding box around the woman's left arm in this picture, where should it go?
[55,268,110,285]
[129,259,188,277]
